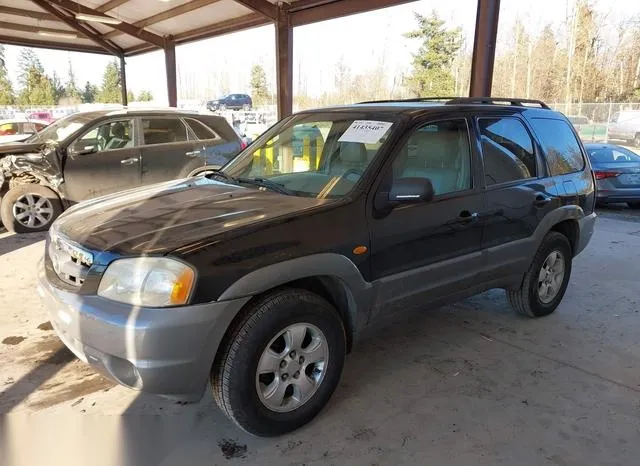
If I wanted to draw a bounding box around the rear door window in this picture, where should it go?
[142,118,189,145]
[530,118,585,175]
[478,117,537,185]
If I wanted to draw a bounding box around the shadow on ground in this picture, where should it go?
[0,231,47,257]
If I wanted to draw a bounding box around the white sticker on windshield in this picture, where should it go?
[338,120,393,144]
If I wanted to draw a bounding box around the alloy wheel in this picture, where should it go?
[12,193,54,229]
[256,323,328,413]
[537,250,566,304]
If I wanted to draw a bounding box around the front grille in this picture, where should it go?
[48,234,93,287]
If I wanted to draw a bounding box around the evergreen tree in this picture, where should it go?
[127,90,135,103]
[0,45,15,105]
[65,59,81,101]
[404,12,463,97]
[97,60,122,104]
[249,64,269,106]
[51,70,65,104]
[17,49,55,106]
[138,90,153,101]
[81,81,98,103]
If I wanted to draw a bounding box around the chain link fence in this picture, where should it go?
[548,102,640,143]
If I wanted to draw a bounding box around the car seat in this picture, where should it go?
[105,122,130,150]
[399,129,467,195]
[330,142,368,175]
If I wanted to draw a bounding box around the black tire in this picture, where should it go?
[211,288,346,437]
[507,231,572,318]
[0,184,62,233]
[628,202,640,210]
[634,133,640,148]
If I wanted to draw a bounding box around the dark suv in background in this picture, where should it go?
[207,94,253,112]
[0,108,242,232]
[38,97,596,437]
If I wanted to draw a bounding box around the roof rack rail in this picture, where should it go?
[357,97,458,104]
[356,96,550,109]
[445,97,550,109]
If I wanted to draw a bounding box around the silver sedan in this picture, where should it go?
[585,143,640,209]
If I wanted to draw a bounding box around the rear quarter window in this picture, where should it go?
[530,118,585,175]
[195,116,239,144]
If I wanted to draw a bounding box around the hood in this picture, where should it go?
[54,177,330,257]
[0,141,43,155]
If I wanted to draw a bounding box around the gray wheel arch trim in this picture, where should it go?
[218,253,371,301]
[217,253,373,337]
[533,205,594,256]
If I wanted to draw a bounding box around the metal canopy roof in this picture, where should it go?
[0,0,415,57]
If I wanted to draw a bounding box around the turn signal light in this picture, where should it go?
[594,170,620,180]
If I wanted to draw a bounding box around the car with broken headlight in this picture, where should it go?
[0,108,242,232]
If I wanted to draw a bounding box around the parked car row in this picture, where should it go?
[0,108,243,232]
[34,97,598,437]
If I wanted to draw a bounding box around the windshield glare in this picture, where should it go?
[223,114,395,199]
[26,113,95,143]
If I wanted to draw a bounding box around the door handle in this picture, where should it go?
[120,157,139,165]
[534,194,552,207]
[185,150,202,157]
[449,211,479,225]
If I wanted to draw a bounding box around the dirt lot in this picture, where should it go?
[1,208,640,466]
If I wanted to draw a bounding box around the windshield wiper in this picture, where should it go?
[203,169,237,184]
[236,177,293,195]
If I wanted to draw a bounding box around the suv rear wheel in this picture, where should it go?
[211,288,346,436]
[0,184,62,233]
[507,231,572,317]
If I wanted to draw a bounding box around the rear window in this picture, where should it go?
[530,118,585,175]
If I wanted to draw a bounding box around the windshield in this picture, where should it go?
[222,113,396,199]
[25,112,96,144]
[587,146,640,163]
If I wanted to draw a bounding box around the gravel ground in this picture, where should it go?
[0,207,639,466]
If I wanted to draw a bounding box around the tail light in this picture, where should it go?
[240,139,248,150]
[594,170,620,180]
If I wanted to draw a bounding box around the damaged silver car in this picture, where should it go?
[0,108,243,233]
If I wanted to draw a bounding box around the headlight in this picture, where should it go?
[97,257,195,307]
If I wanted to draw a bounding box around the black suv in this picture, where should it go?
[0,108,242,233]
[207,93,253,112]
[38,97,596,437]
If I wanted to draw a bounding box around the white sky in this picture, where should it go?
[3,0,639,105]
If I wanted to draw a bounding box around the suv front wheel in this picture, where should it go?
[507,231,572,317]
[0,184,62,233]
[211,288,346,436]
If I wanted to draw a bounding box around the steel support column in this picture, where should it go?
[164,40,177,107]
[120,55,128,106]
[275,3,293,119]
[469,0,501,97]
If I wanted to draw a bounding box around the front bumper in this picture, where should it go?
[37,262,250,401]
[575,212,597,256]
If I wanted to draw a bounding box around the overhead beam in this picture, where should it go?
[31,0,123,57]
[103,0,221,40]
[2,5,57,21]
[0,20,76,36]
[0,34,109,54]
[234,0,277,20]
[48,0,167,48]
[469,0,500,97]
[275,3,292,118]
[97,0,130,12]
[290,0,416,27]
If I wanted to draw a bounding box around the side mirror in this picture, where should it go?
[389,177,434,204]
[69,145,98,156]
